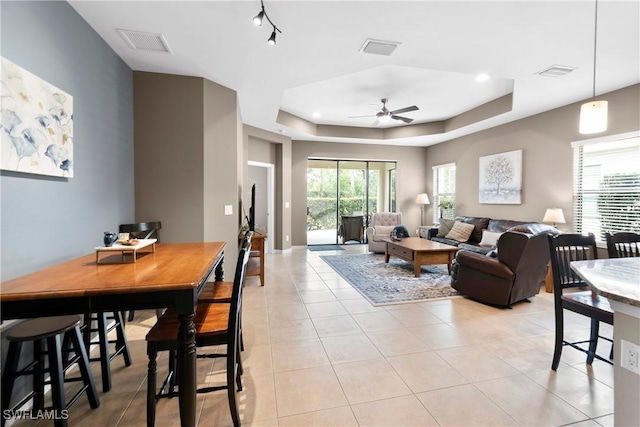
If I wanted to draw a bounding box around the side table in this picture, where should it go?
[246,232,266,286]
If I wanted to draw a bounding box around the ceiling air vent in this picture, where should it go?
[536,65,575,77]
[118,29,172,53]
[359,38,401,56]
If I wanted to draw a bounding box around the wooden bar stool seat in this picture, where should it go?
[1,315,100,427]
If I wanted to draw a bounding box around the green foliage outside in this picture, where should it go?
[307,197,377,230]
[597,172,640,237]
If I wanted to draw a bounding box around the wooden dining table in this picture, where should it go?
[0,242,226,427]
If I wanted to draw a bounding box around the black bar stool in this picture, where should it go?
[1,315,100,427]
[83,311,132,392]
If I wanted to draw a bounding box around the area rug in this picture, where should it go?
[308,245,345,251]
[321,253,459,306]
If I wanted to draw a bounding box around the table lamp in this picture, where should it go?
[543,208,566,228]
[416,193,430,226]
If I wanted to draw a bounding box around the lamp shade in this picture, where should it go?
[416,193,430,205]
[579,100,608,134]
[543,208,566,225]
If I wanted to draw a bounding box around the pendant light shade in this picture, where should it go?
[579,100,608,134]
[579,0,607,134]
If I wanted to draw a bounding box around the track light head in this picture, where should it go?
[268,29,277,45]
[253,10,264,26]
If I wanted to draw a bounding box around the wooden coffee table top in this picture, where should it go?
[386,237,459,252]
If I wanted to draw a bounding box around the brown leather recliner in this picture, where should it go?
[450,231,551,307]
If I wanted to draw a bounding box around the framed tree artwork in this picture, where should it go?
[479,149,522,204]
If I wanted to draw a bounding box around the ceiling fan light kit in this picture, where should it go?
[252,0,281,45]
[579,0,607,134]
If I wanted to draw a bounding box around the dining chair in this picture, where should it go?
[119,221,162,321]
[199,232,253,353]
[547,233,614,370]
[606,231,640,258]
[145,238,251,427]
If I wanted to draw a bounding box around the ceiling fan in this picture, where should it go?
[349,98,419,124]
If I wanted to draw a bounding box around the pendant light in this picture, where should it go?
[579,0,607,134]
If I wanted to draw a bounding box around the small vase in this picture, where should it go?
[104,232,118,247]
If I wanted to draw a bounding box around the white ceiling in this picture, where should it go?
[68,0,640,147]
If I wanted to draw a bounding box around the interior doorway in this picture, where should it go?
[306,159,396,245]
[248,161,274,253]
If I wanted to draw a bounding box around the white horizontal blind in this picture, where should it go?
[573,135,640,243]
[432,163,456,222]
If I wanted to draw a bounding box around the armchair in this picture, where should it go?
[366,212,402,253]
[450,231,550,307]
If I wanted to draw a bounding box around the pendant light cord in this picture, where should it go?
[592,0,599,101]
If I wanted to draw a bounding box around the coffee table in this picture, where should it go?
[385,237,459,277]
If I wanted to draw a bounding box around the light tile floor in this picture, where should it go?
[22,244,616,426]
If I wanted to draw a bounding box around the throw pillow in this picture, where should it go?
[375,225,395,235]
[479,230,503,247]
[445,221,475,242]
[436,218,455,237]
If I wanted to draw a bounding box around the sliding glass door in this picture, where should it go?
[307,159,396,245]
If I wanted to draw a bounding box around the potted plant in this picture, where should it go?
[438,198,455,219]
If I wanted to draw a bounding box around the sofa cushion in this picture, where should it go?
[431,236,459,247]
[487,219,530,233]
[375,225,395,236]
[479,230,503,247]
[456,216,491,242]
[458,242,494,255]
[507,223,560,235]
[436,218,455,237]
[445,221,475,242]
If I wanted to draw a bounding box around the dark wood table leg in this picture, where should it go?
[177,310,197,427]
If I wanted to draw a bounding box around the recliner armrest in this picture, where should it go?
[455,250,515,280]
[426,228,439,240]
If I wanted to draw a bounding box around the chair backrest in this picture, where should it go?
[119,221,162,241]
[547,233,597,294]
[605,232,640,258]
[228,232,252,344]
[372,212,402,227]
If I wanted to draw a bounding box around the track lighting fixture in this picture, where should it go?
[252,0,282,45]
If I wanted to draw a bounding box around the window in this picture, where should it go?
[432,163,456,222]
[572,132,640,244]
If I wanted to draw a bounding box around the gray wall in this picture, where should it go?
[425,84,640,230]
[291,141,427,246]
[133,72,242,271]
[244,125,292,251]
[0,1,134,281]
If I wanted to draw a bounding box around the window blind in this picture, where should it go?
[573,135,640,243]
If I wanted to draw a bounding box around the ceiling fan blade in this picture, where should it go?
[348,114,376,118]
[390,105,419,115]
[391,115,413,123]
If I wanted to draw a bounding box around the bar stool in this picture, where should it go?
[1,315,100,427]
[83,310,132,392]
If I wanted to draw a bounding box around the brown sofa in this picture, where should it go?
[427,216,558,255]
[450,231,553,307]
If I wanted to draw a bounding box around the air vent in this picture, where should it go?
[118,29,172,53]
[359,38,401,56]
[536,65,575,77]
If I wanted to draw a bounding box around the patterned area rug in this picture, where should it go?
[321,253,459,306]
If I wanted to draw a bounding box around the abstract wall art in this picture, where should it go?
[1,57,73,177]
[479,149,522,204]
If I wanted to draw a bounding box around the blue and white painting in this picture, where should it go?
[479,149,522,204]
[1,57,73,177]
